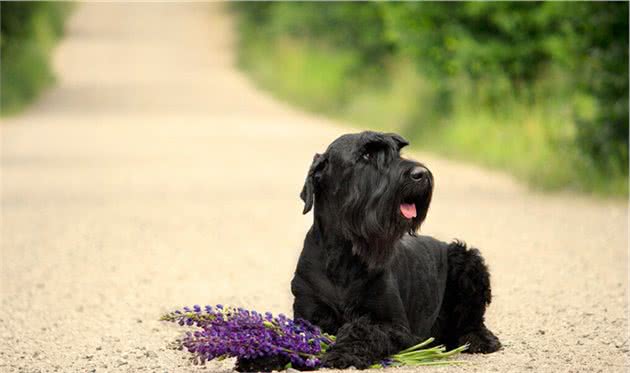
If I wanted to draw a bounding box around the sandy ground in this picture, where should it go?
[1,3,628,373]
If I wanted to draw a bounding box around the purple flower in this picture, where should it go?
[161,305,333,370]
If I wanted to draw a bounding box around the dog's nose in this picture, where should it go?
[410,166,429,182]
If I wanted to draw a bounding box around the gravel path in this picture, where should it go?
[1,3,627,373]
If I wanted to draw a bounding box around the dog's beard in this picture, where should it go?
[339,171,431,270]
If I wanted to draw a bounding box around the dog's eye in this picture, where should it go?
[362,152,371,161]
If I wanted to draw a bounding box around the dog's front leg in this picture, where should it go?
[321,316,415,369]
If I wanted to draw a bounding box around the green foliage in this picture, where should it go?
[559,2,629,178]
[1,2,73,115]
[240,38,359,113]
[232,2,628,196]
[384,3,557,81]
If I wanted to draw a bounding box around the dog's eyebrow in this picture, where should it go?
[361,136,396,154]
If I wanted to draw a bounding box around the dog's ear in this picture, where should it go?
[386,133,409,150]
[300,153,326,214]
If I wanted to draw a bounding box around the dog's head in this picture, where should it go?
[300,131,433,268]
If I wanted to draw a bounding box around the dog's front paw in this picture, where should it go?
[459,327,501,354]
[321,351,371,370]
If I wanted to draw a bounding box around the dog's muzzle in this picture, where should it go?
[400,166,432,220]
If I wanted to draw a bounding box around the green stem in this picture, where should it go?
[396,338,435,354]
[279,347,318,359]
[402,360,467,366]
[393,346,444,358]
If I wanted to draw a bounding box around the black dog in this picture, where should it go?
[290,131,501,369]
[235,131,500,372]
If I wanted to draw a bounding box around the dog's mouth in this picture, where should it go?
[399,188,431,222]
[400,203,417,220]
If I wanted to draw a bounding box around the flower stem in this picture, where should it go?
[396,338,435,354]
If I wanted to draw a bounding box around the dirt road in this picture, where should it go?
[1,3,627,372]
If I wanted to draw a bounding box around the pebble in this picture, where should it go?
[145,351,158,359]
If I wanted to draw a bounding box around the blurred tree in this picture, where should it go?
[1,2,72,115]
[233,2,630,192]
[556,2,629,173]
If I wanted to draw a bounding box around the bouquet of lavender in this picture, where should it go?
[161,305,467,371]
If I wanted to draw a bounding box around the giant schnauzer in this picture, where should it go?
[292,131,500,368]
[237,131,500,372]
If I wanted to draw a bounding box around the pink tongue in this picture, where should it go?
[400,203,417,219]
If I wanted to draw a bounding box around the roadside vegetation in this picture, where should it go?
[1,2,73,115]
[232,2,628,197]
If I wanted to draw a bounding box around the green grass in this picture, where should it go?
[414,101,627,195]
[238,37,360,115]
[237,36,627,197]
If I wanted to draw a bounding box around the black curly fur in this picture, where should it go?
[244,132,500,372]
[432,241,501,353]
